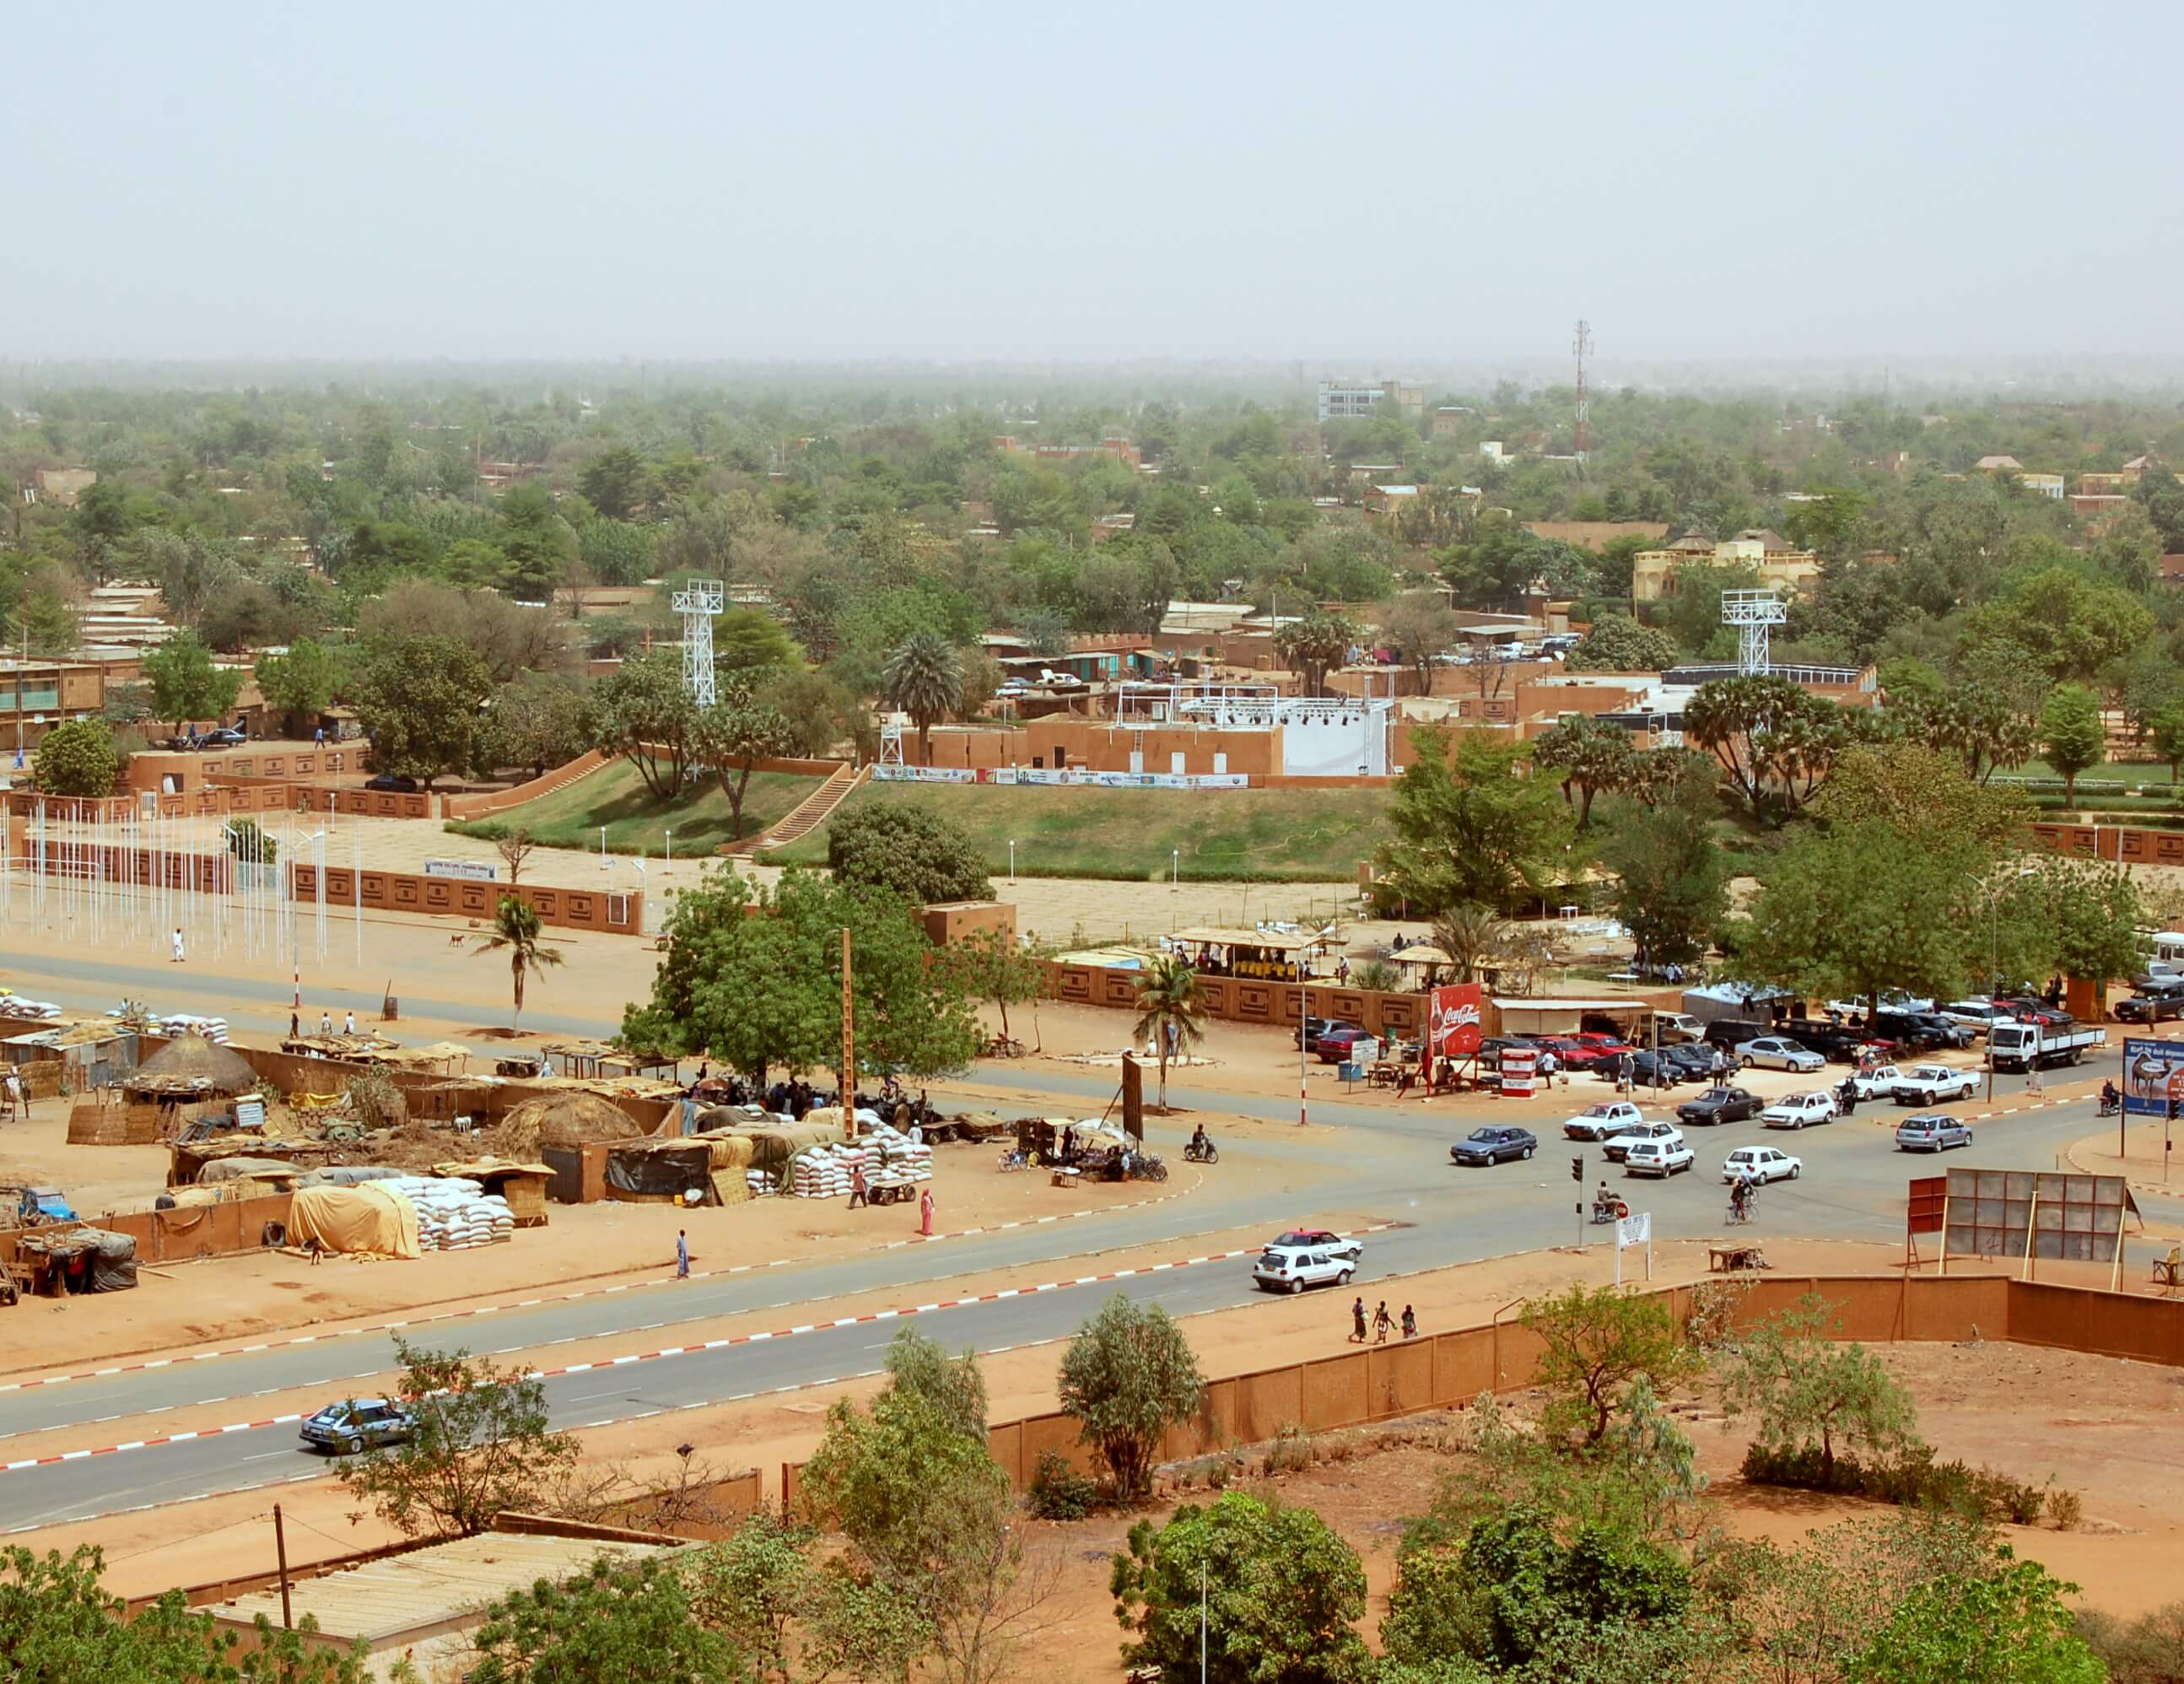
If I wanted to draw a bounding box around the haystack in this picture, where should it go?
[492,1089,649,1157]
[127,1034,257,1098]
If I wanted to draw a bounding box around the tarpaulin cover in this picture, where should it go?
[287,1182,422,1259]
[741,1121,844,1169]
[604,1141,713,1197]
[87,1230,137,1291]
[197,1156,303,1185]
[296,1164,406,1187]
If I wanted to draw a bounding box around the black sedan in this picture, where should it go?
[1676,1085,1766,1125]
[1450,1125,1538,1167]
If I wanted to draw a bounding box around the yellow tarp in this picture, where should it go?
[287,1182,421,1260]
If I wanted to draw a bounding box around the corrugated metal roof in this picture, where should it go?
[207,1532,679,1644]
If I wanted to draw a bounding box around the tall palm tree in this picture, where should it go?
[1131,954,1205,1110]
[1273,611,1358,699]
[1432,901,1511,984]
[475,895,565,1031]
[883,633,962,762]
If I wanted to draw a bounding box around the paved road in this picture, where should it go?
[0,1087,2121,1529]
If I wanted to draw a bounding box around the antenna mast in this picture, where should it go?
[671,578,725,707]
[1572,319,1594,466]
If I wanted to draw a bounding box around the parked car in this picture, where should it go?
[1701,1017,1773,1054]
[1624,1137,1696,1177]
[1826,990,1935,1017]
[1475,1035,1534,1072]
[1649,1012,1707,1044]
[364,773,419,793]
[1604,1120,1685,1163]
[1252,1239,1358,1294]
[1870,1010,1974,1052]
[1889,1063,1980,1105]
[1562,1101,1645,1142]
[2115,989,2184,1024]
[1895,1114,1975,1152]
[1270,1228,1363,1264]
[1677,1085,1765,1125]
[1776,1019,1871,1063]
[1939,999,2013,1034]
[1846,1064,1909,1101]
[1663,1043,1724,1079]
[1761,1091,1839,1130]
[1738,1036,1826,1073]
[1610,1050,1696,1088]
[1294,1017,1343,1050]
[1721,1146,1803,1184]
[299,1397,417,1455]
[1534,1034,1610,1070]
[1571,1032,1638,1061]
[1450,1125,1539,1166]
[1313,1024,1373,1063]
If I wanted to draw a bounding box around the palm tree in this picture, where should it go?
[1273,611,1358,698]
[883,633,962,762]
[1130,954,1205,1110]
[474,895,565,1032]
[1432,902,1511,985]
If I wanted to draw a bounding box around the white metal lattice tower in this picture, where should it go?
[877,716,905,765]
[671,578,725,706]
[1721,590,1787,677]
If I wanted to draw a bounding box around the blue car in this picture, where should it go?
[1451,1125,1537,1166]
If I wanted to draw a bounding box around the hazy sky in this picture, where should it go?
[8,2,2179,364]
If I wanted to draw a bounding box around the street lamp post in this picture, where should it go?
[1008,839,1016,885]
[599,826,608,872]
[664,829,672,874]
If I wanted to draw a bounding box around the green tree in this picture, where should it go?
[577,516,655,587]
[223,818,278,866]
[1531,715,1638,827]
[827,802,993,904]
[1683,675,1864,823]
[337,1338,579,1539]
[1847,1555,2103,1684]
[1959,564,2154,683]
[351,634,492,790]
[697,683,794,841]
[881,1325,990,1444]
[2038,683,2105,805]
[757,666,865,759]
[884,631,963,761]
[684,1512,817,1684]
[439,537,515,593]
[483,672,589,780]
[1430,901,1513,984]
[2151,700,2184,783]
[1562,613,1681,673]
[142,629,243,732]
[1997,861,2147,990]
[585,647,701,799]
[253,637,346,737]
[473,895,565,1031]
[577,445,653,521]
[468,1553,736,1684]
[1130,953,1204,1109]
[1717,1293,1922,1486]
[0,1543,366,1682]
[30,719,121,798]
[1274,609,1358,697]
[1057,1293,1205,1500]
[1519,1284,1701,1448]
[1377,593,1460,692]
[1597,769,1730,969]
[623,868,979,1082]
[1373,726,1577,915]
[715,607,798,675]
[942,927,1045,1047]
[1111,1492,1370,1684]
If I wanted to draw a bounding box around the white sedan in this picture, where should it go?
[1888,1063,1980,1105]
[1722,1146,1803,1184]
[1846,1064,1906,1101]
[1761,1091,1838,1130]
[1562,1102,1645,1142]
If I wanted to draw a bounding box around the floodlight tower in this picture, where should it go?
[1721,590,1787,677]
[671,578,725,707]
[1572,319,1594,465]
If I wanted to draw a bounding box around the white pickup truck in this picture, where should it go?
[1986,1020,2106,1071]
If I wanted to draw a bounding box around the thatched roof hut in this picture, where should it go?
[491,1089,650,1157]
[126,1034,258,1099]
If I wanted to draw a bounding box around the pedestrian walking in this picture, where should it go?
[918,1187,934,1237]
[849,1163,867,1208]
[343,1010,356,1035]
[675,1229,689,1278]
[313,726,326,748]
[170,926,186,963]
[1336,955,1351,985]
[1400,1305,1417,1340]
[289,1011,300,1039]
[1372,1301,1394,1344]
[319,1011,332,1037]
[3,1069,20,1122]
[1350,1296,1367,1344]
[2027,1062,2043,1098]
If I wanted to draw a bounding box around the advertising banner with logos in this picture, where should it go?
[1499,1045,1538,1098]
[871,765,1250,790]
[1428,983,1485,1059]
[2122,1037,2184,1117]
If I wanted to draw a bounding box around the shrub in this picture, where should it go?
[1743,1441,2060,1527]
[2046,1484,2084,1530]
[1025,1449,1096,1520]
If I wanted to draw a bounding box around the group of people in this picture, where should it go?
[289,1008,358,1039]
[1349,1297,1417,1344]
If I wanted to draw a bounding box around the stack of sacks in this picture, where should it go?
[744,1167,776,1197]
[862,1120,934,1191]
[787,1141,866,1199]
[157,1014,230,1044]
[380,1175,516,1251]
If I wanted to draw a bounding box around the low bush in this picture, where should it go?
[1742,1441,2052,1525]
[1026,1449,1097,1520]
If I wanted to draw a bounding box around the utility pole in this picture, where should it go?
[839,927,855,1138]
[272,1503,294,1629]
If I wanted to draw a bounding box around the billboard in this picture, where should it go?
[1429,984,1485,1058]
[2122,1036,2184,1117]
[1940,1167,2133,1263]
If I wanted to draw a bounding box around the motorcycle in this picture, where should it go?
[1590,1197,1629,1225]
[1184,1137,1218,1164]
[2098,1093,2122,1118]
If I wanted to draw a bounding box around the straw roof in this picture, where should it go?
[131,1034,258,1095]
[492,1089,650,1156]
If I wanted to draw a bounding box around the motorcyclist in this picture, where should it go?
[2100,1079,2120,1115]
[1730,1174,1753,1220]
[1189,1123,1211,1159]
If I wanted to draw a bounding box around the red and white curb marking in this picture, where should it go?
[0,1224,1400,1479]
[0,1184,1200,1399]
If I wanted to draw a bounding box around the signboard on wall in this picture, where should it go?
[1429,983,1485,1059]
[423,858,497,882]
[2122,1036,2184,1117]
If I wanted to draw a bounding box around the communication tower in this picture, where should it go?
[1572,319,1594,465]
[1721,590,1787,677]
[671,578,725,707]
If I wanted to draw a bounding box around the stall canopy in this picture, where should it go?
[1492,997,1647,1036]
[287,1182,423,1259]
[18,1227,138,1292]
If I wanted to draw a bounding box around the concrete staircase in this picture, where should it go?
[722,763,866,856]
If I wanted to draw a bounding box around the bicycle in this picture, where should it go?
[1725,1198,1755,1226]
[995,1147,1031,1173]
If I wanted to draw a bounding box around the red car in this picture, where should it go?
[1572,1033,1638,1059]
[1313,1025,1373,1063]
[1536,1035,1616,1069]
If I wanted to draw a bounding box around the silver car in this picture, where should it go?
[1895,1114,1973,1152]
[1736,1036,1825,1073]
[1252,1241,1357,1294]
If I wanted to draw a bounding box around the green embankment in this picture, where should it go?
[766,780,1393,882]
[445,759,823,856]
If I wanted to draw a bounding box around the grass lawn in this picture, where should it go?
[445,758,823,856]
[766,780,1393,882]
